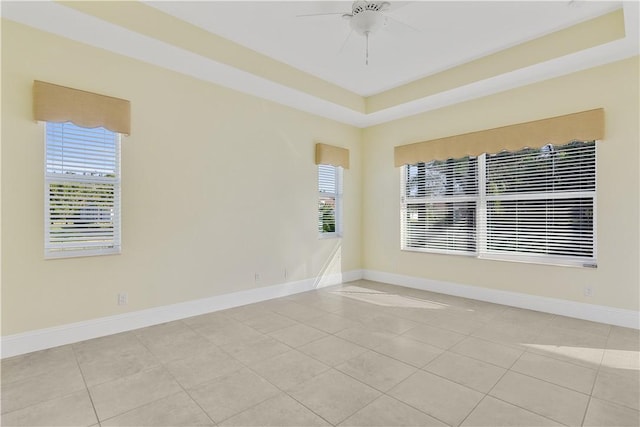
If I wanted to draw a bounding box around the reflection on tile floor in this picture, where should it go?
[2,280,639,426]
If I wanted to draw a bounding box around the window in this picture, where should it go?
[318,164,342,236]
[402,157,477,254]
[45,122,121,258]
[401,141,597,267]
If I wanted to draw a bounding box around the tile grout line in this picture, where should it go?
[470,348,574,427]
[128,326,218,426]
[187,307,427,427]
[205,286,600,426]
[465,344,564,424]
[579,323,612,426]
[519,346,604,371]
[219,320,378,427]
[514,348,600,388]
[485,394,572,426]
[179,314,338,426]
[222,360,335,426]
[425,350,518,427]
[376,375,453,427]
[4,281,636,426]
[286,312,473,424]
[96,390,187,426]
[499,363,594,397]
[86,302,613,427]
[325,299,638,420]
[70,344,101,427]
[330,351,418,396]
[177,317,265,425]
[447,338,525,370]
[456,394,490,427]
[469,325,608,372]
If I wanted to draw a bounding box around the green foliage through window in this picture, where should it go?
[318,164,341,235]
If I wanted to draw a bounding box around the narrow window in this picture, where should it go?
[45,122,121,258]
[318,164,342,237]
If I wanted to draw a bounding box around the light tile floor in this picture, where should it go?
[2,280,639,426]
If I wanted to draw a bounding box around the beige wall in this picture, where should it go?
[363,57,640,311]
[2,18,638,338]
[1,20,362,335]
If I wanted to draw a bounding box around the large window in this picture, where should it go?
[318,164,342,237]
[401,141,596,267]
[45,122,121,258]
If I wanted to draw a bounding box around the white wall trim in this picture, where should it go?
[1,2,638,128]
[1,270,364,359]
[363,269,640,330]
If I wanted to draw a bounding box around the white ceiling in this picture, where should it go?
[146,1,623,96]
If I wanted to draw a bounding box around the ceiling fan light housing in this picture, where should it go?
[349,10,386,35]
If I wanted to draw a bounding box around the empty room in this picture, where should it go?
[1,1,638,426]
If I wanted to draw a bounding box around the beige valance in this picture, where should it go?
[316,143,350,169]
[394,108,604,166]
[33,80,131,135]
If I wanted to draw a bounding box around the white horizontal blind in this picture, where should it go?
[484,142,596,263]
[318,164,341,235]
[400,141,596,266]
[401,158,477,254]
[45,122,121,257]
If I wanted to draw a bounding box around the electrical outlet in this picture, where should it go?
[284,268,288,280]
[584,286,593,297]
[118,292,128,305]
[254,273,260,283]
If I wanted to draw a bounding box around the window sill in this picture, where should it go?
[401,247,597,268]
[479,253,597,269]
[319,232,342,240]
[45,247,121,260]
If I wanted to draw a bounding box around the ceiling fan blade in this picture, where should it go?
[384,1,412,12]
[295,12,346,18]
[385,15,421,34]
[338,29,354,55]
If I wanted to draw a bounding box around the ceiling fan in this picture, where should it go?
[297,1,415,65]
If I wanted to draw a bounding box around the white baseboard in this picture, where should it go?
[5,267,636,358]
[1,270,364,359]
[363,269,640,330]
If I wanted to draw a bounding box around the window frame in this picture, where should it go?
[318,164,343,239]
[400,143,598,268]
[44,122,122,259]
[400,159,478,256]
